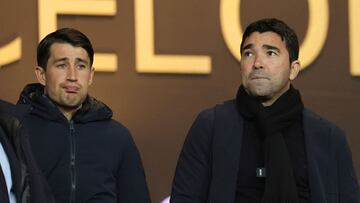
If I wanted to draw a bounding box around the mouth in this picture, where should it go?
[63,86,80,93]
[251,76,269,80]
[249,71,269,81]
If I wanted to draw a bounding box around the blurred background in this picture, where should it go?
[1,0,360,202]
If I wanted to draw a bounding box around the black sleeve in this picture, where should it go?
[334,127,360,202]
[171,110,214,203]
[116,129,151,203]
[19,127,56,203]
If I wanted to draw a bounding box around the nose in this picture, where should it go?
[253,55,264,69]
[66,66,77,82]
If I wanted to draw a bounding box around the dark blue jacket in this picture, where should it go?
[0,99,55,203]
[171,100,360,203]
[18,83,151,203]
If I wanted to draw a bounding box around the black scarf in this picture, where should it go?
[236,85,304,203]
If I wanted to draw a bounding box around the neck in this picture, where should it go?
[260,84,291,107]
[59,105,81,120]
[42,93,84,121]
[261,98,277,107]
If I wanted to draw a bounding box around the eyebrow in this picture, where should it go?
[242,44,253,51]
[75,58,89,65]
[53,57,89,65]
[242,43,280,53]
[263,44,280,53]
[53,57,68,63]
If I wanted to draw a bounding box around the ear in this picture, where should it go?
[88,67,95,85]
[289,60,301,81]
[35,66,47,86]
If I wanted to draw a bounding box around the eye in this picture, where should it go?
[56,63,66,69]
[243,51,253,57]
[77,64,87,70]
[267,50,278,56]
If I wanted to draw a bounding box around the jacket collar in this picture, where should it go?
[17,83,113,123]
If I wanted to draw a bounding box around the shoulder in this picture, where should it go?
[0,99,30,129]
[303,109,344,133]
[196,99,237,123]
[0,99,15,109]
[303,108,346,144]
[0,100,32,122]
[108,119,132,135]
[186,99,239,140]
[99,119,136,144]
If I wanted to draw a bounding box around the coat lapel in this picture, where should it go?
[209,100,243,203]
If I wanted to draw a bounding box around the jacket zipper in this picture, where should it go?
[69,121,76,203]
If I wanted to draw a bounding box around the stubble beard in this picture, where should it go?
[244,82,273,103]
[57,92,85,112]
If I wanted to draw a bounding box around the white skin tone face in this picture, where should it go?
[240,31,301,106]
[35,43,94,120]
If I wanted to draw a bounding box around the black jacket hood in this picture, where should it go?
[17,83,113,123]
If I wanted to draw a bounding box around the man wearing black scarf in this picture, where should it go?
[171,18,360,203]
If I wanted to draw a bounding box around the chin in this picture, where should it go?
[60,99,82,109]
[248,87,269,96]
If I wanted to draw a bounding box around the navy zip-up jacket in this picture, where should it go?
[18,83,151,203]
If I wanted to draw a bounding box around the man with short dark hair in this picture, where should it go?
[171,18,360,202]
[17,28,150,203]
[0,99,54,203]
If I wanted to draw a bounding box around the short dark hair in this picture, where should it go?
[37,28,94,70]
[240,18,299,63]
